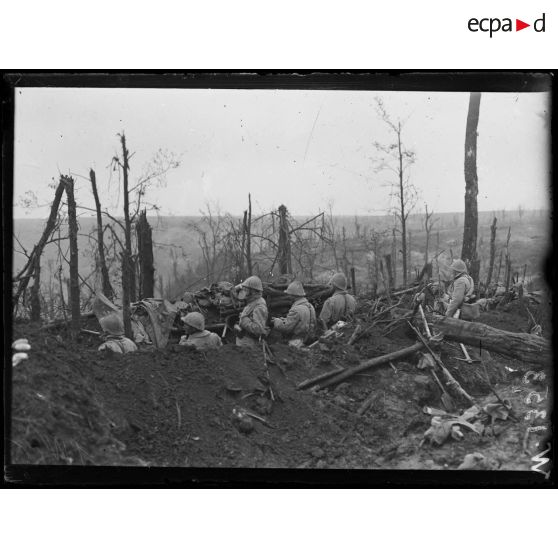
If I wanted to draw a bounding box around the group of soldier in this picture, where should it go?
[179,271,357,352]
[97,259,475,354]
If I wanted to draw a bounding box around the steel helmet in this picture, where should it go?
[240,275,263,292]
[181,311,205,331]
[99,313,124,336]
[330,272,348,290]
[450,259,468,274]
[285,280,305,297]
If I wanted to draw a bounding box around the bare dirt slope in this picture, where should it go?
[9,299,552,472]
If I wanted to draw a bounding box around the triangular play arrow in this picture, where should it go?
[516,19,530,31]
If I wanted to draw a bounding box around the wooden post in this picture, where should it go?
[350,266,357,296]
[63,175,80,337]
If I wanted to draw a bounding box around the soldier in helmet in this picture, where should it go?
[445,259,475,317]
[98,313,138,354]
[179,311,222,351]
[234,275,269,348]
[319,272,357,330]
[272,280,317,348]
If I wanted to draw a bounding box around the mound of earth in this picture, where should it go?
[8,300,552,472]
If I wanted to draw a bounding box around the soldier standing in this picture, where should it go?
[234,276,270,348]
[319,272,357,330]
[272,280,317,348]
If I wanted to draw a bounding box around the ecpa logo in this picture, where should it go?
[468,13,546,37]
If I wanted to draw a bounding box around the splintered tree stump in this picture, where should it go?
[429,315,550,366]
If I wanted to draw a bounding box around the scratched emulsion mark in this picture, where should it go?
[522,370,552,479]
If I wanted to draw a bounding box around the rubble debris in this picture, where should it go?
[409,321,474,406]
[457,453,488,470]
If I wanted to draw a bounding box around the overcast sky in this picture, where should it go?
[13,87,551,219]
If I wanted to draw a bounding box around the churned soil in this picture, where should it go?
[8,299,552,473]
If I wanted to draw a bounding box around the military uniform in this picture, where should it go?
[446,273,475,317]
[236,296,269,348]
[320,290,356,328]
[98,335,138,354]
[179,330,222,351]
[274,297,317,346]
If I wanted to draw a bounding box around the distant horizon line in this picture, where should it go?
[13,208,550,220]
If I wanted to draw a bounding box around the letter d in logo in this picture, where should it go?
[534,13,546,32]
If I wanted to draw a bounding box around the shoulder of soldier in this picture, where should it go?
[255,297,268,310]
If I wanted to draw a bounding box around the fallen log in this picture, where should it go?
[296,365,345,390]
[314,342,424,390]
[428,315,551,366]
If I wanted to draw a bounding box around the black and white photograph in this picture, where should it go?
[4,73,553,484]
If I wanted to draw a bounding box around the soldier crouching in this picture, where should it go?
[179,311,222,351]
[98,313,138,354]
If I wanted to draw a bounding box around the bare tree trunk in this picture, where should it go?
[407,229,412,283]
[136,209,154,299]
[157,273,164,298]
[240,212,247,278]
[13,178,66,308]
[246,193,252,275]
[120,133,133,338]
[63,175,80,337]
[486,216,498,286]
[342,226,349,278]
[424,204,434,267]
[89,169,114,299]
[384,254,394,290]
[397,126,408,287]
[424,228,430,268]
[462,92,481,288]
[30,257,41,321]
[504,255,512,292]
[277,204,292,275]
[495,250,503,285]
[391,228,397,288]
